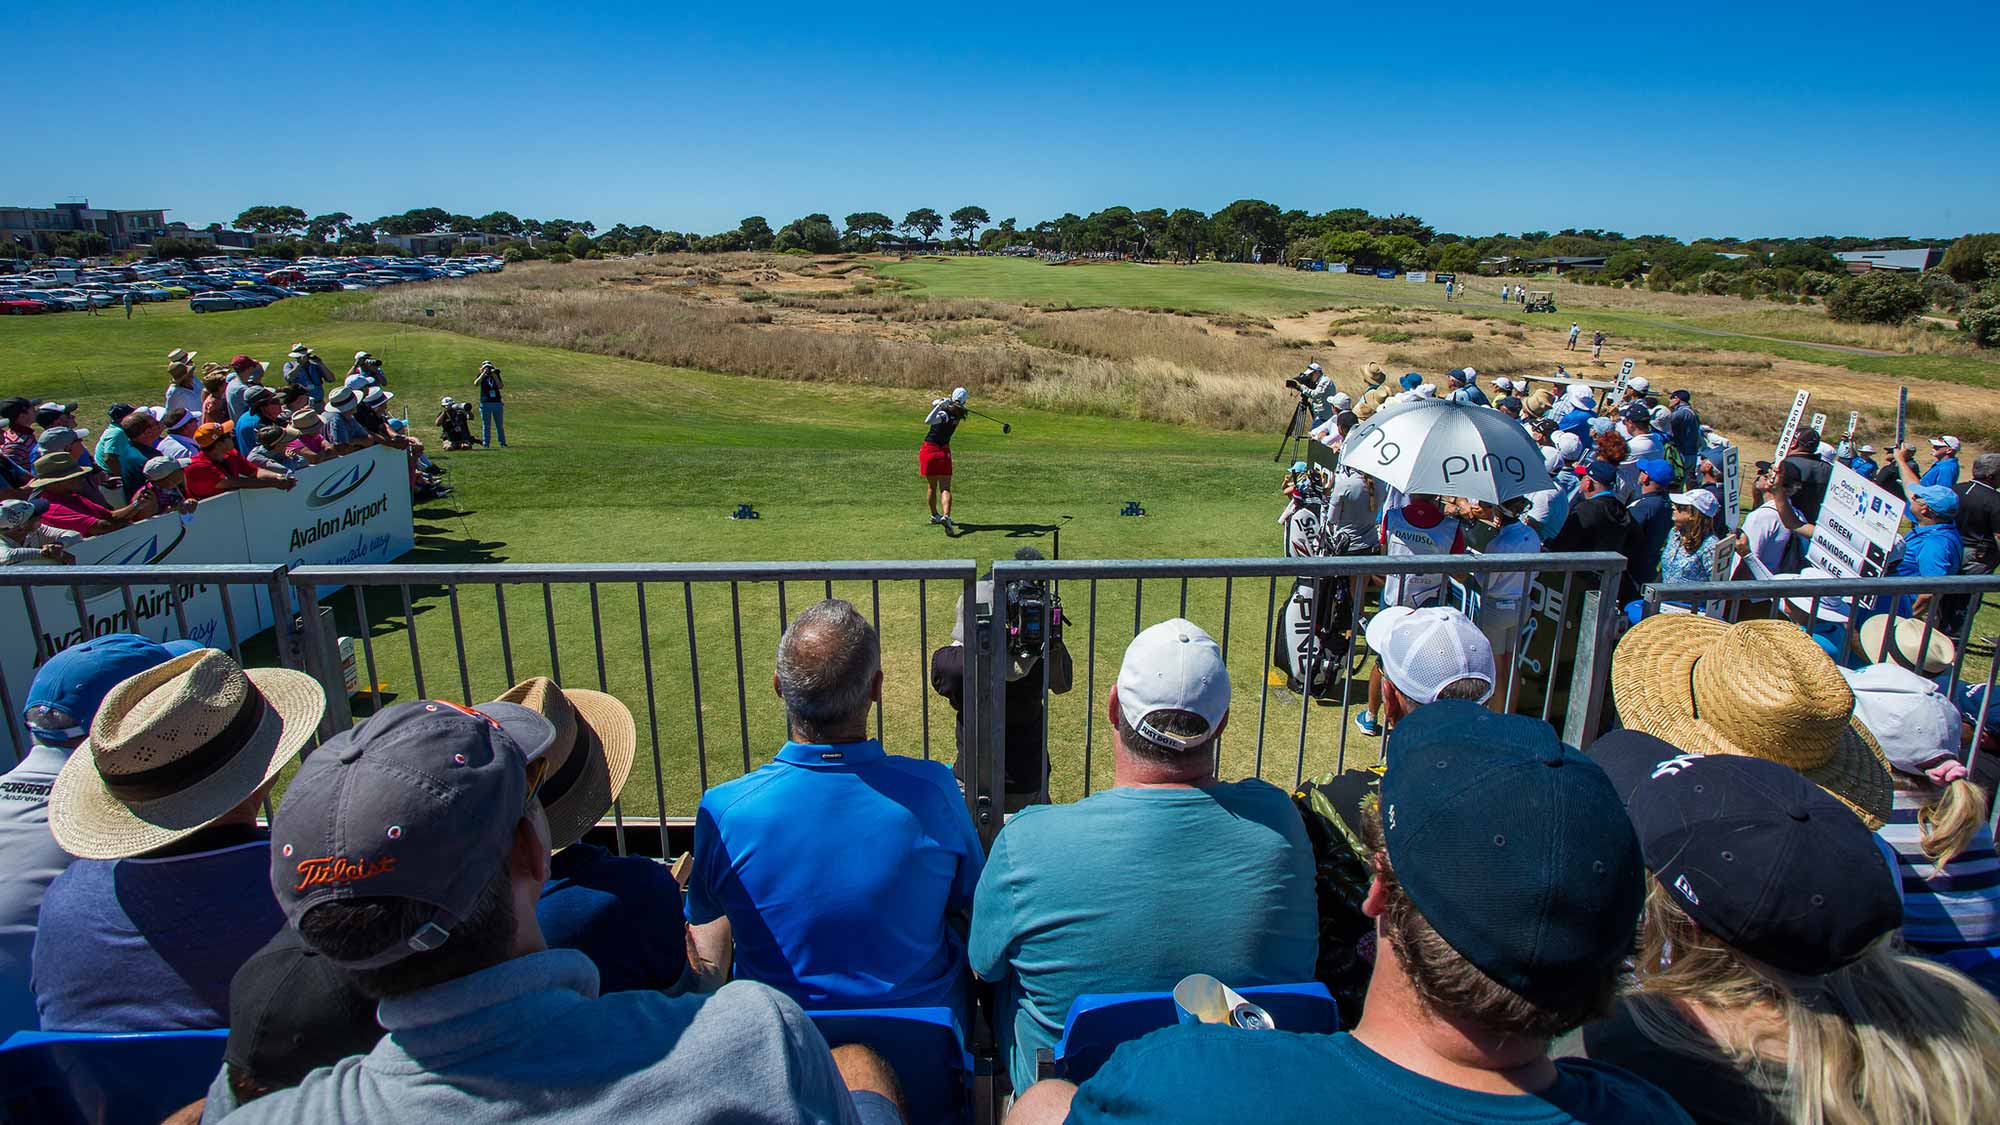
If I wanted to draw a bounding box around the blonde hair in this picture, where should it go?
[1674,506,1714,553]
[1892,771,1992,872]
[1629,881,2000,1125]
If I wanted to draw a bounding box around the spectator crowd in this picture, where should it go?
[2,345,452,566]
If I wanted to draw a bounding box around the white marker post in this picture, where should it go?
[1720,445,1742,533]
[1810,412,1827,437]
[1845,411,1859,440]
[1776,390,1811,462]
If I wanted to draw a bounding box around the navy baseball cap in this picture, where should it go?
[1380,703,1643,1009]
[1634,458,1675,485]
[24,634,203,744]
[1590,730,1902,977]
[272,699,555,969]
[1585,460,1618,485]
[1670,389,1691,402]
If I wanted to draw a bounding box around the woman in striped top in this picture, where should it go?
[1846,661,2000,993]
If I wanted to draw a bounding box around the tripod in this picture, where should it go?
[1270,395,1309,463]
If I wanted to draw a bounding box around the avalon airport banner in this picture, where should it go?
[1805,461,1903,579]
[0,446,413,758]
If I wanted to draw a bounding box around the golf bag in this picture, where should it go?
[1273,501,1372,699]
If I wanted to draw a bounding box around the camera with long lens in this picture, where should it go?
[1005,579,1065,667]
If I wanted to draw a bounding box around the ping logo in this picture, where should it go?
[307,459,377,508]
[1673,873,1701,905]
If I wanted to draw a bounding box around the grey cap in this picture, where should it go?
[141,455,181,481]
[37,425,88,450]
[272,700,554,969]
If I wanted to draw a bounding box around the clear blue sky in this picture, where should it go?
[10,1,1997,240]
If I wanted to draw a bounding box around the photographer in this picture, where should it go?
[1286,362,1337,429]
[436,396,477,451]
[931,547,1073,811]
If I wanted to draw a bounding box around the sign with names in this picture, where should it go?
[1806,461,1904,580]
[1775,390,1810,462]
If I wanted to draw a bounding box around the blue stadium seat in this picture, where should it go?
[0,1027,228,1125]
[808,1007,971,1125]
[1037,982,1338,1083]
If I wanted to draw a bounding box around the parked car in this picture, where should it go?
[291,277,343,293]
[0,292,54,314]
[34,290,93,311]
[189,291,261,312]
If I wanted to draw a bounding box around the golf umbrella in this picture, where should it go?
[1338,397,1553,503]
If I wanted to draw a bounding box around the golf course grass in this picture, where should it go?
[0,293,1387,815]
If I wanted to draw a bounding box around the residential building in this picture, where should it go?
[0,200,169,253]
[1834,248,1944,273]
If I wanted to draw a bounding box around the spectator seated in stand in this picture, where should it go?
[0,497,78,566]
[32,648,325,1031]
[972,618,1318,1094]
[27,452,155,536]
[156,407,203,463]
[482,677,690,995]
[0,636,198,1033]
[35,425,113,508]
[199,368,231,427]
[322,389,374,453]
[1,396,38,471]
[113,409,168,497]
[235,386,286,458]
[247,424,306,476]
[223,356,265,421]
[207,698,898,1125]
[1570,730,2000,1124]
[1011,705,1682,1125]
[285,410,332,464]
[136,456,198,517]
[688,599,984,1013]
[183,424,296,500]
[356,389,402,446]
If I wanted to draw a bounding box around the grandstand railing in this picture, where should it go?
[982,552,1628,841]
[4,553,1625,856]
[1642,573,2000,771]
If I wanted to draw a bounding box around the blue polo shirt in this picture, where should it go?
[1888,522,1963,618]
[1921,456,1961,488]
[685,739,983,1010]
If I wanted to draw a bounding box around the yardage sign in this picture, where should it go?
[1775,390,1811,462]
[1719,445,1741,532]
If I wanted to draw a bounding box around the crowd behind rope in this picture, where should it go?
[0,361,1997,1124]
[0,345,461,565]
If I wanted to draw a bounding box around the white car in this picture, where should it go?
[34,289,93,311]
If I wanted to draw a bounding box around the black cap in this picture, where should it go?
[35,401,76,425]
[1753,459,1774,472]
[1590,730,1902,977]
[1796,427,1821,449]
[1498,395,1523,412]
[0,397,30,420]
[226,927,383,1088]
[107,402,135,423]
[1670,388,1691,402]
[1585,460,1618,484]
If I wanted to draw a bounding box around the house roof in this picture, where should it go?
[1833,248,1940,271]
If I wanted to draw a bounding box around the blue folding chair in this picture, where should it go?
[1036,982,1338,1083]
[0,1027,228,1125]
[808,1007,972,1125]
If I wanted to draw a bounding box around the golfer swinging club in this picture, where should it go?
[921,387,970,530]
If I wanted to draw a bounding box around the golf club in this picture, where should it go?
[966,408,1012,434]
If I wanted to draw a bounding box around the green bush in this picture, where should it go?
[502,247,524,262]
[1941,234,2000,284]
[1826,271,1926,324]
[547,252,574,264]
[1962,290,2000,348]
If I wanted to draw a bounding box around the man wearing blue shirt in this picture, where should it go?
[687,599,983,1012]
[234,386,285,458]
[1666,388,1702,459]
[970,619,1317,1093]
[1886,485,1964,621]
[1007,706,1688,1125]
[1921,436,1962,487]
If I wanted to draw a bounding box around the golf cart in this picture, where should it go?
[1524,290,1557,314]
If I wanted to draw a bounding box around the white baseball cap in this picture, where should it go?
[951,387,968,404]
[1331,392,1353,410]
[1857,444,1876,453]
[1553,431,1583,461]
[1364,606,1494,705]
[1116,618,1231,751]
[1933,435,1961,452]
[1542,447,1564,475]
[1463,367,1477,381]
[1843,663,1962,776]
[1629,376,1649,392]
[1669,489,1721,518]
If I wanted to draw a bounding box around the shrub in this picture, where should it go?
[1922,270,1975,312]
[547,252,574,264]
[1827,271,1927,324]
[502,246,524,262]
[1962,290,2000,349]
[1940,234,2000,284]
[1367,330,1415,344]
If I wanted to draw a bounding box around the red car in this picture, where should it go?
[0,292,52,314]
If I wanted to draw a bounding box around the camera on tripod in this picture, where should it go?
[1005,579,1066,668]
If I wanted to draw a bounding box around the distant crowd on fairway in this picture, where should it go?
[0,345,478,564]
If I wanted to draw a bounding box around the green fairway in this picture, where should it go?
[0,293,1389,812]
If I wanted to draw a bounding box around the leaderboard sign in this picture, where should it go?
[0,446,413,756]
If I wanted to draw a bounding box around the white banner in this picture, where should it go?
[1806,461,1903,579]
[236,446,415,572]
[1327,262,1348,274]
[1405,271,1428,283]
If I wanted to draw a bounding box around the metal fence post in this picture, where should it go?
[288,571,351,740]
[1564,559,1625,746]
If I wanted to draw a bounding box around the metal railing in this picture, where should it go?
[980,552,1628,837]
[1643,572,2000,771]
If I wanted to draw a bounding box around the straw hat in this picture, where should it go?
[50,649,325,859]
[492,677,635,851]
[1854,614,1956,675]
[1611,616,1892,828]
[27,452,92,489]
[1361,362,1387,386]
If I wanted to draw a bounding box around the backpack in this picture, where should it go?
[1290,770,1381,1027]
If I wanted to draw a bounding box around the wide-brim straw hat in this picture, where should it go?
[27,453,92,489]
[1360,362,1386,386]
[1855,614,1957,675]
[51,649,325,859]
[1612,616,1892,828]
[494,677,635,851]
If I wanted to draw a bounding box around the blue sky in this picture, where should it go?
[10,1,1998,240]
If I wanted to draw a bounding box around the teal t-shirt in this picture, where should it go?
[968,781,1317,1092]
[1068,1025,1693,1124]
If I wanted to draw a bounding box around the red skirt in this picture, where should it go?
[918,441,953,478]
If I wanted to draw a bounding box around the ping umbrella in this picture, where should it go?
[1338,397,1553,503]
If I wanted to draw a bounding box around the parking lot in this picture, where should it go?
[0,253,504,315]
